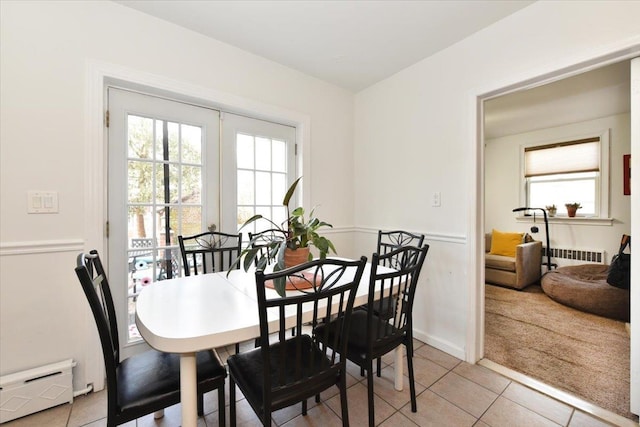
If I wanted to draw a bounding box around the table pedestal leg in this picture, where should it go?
[181,352,197,427]
[394,346,403,391]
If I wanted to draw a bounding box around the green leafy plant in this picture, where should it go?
[564,203,582,209]
[232,177,336,296]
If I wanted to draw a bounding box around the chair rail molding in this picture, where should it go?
[354,226,466,245]
[0,239,84,256]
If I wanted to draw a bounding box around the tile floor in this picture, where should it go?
[4,339,632,427]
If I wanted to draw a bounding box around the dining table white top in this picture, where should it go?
[135,259,402,427]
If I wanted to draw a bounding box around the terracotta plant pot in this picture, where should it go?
[566,207,578,217]
[284,247,311,268]
[264,247,315,292]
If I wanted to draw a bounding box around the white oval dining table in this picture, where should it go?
[136,262,404,427]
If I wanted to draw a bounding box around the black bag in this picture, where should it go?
[607,235,631,289]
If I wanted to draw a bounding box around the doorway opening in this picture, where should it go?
[476,53,638,424]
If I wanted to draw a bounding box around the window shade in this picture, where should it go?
[525,137,600,177]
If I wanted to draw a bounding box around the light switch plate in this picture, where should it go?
[432,191,441,207]
[28,191,59,213]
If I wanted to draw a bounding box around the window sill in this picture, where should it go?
[516,216,613,226]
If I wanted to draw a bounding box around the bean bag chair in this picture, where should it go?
[541,264,630,322]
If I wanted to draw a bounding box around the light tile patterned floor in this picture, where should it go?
[4,339,628,427]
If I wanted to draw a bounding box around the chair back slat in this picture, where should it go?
[254,257,367,411]
[178,231,242,276]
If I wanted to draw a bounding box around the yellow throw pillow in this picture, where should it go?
[489,229,524,257]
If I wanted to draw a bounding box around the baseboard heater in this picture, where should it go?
[0,359,75,423]
[544,246,606,264]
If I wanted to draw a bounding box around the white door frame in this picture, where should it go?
[468,42,640,416]
[84,60,311,389]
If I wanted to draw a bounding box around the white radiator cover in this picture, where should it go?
[544,246,607,266]
[0,359,75,423]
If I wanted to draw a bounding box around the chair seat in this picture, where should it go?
[227,335,338,414]
[484,253,516,272]
[118,349,226,413]
[316,311,405,364]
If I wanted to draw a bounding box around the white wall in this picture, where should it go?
[486,113,631,265]
[353,0,640,412]
[0,0,355,389]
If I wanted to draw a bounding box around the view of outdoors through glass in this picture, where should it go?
[126,114,203,341]
[529,172,596,215]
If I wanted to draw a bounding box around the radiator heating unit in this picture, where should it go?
[0,359,75,423]
[544,246,606,265]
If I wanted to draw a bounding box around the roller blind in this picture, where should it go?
[525,137,600,178]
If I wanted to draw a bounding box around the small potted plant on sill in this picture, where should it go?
[232,176,337,296]
[545,204,557,217]
[565,202,582,218]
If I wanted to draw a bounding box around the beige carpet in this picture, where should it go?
[484,283,636,420]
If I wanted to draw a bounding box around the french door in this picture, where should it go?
[107,89,297,353]
[108,88,220,352]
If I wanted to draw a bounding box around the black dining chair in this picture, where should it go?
[227,257,368,427]
[248,228,287,268]
[316,245,429,427]
[178,231,243,276]
[377,230,425,269]
[75,250,227,427]
[363,230,425,376]
[179,230,243,353]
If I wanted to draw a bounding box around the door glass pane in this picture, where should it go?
[181,206,203,237]
[272,173,286,205]
[272,140,286,172]
[128,116,153,159]
[237,206,254,231]
[255,171,271,205]
[182,165,202,203]
[182,125,202,164]
[237,170,254,204]
[237,134,254,169]
[128,161,153,203]
[155,163,180,204]
[255,137,271,171]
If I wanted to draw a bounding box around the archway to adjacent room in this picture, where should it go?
[470,49,640,424]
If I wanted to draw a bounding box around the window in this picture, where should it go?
[522,133,609,218]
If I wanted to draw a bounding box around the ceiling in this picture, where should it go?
[484,60,631,139]
[112,1,629,138]
[113,0,534,92]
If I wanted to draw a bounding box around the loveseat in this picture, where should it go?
[485,232,542,290]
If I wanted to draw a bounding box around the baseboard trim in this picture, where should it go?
[413,330,465,360]
[478,358,638,427]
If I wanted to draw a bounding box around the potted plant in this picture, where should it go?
[565,202,581,217]
[545,204,557,217]
[233,177,336,296]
